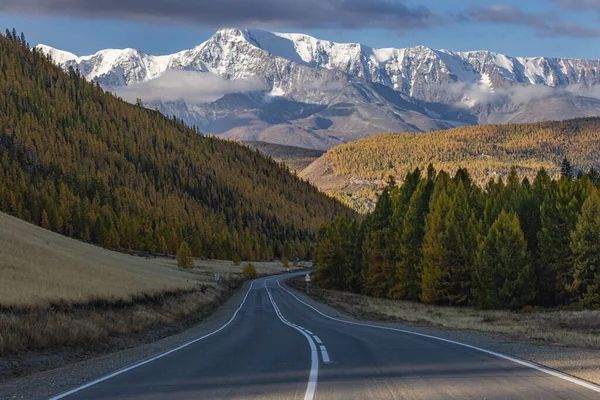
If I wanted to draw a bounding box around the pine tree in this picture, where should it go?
[363,187,394,296]
[587,166,600,188]
[537,178,590,305]
[41,209,50,229]
[420,175,453,304]
[473,211,535,309]
[501,167,540,256]
[177,241,194,268]
[371,187,393,231]
[421,175,479,305]
[314,217,358,290]
[561,157,573,179]
[364,229,388,297]
[387,168,421,295]
[569,189,600,306]
[158,236,168,255]
[443,181,480,305]
[351,215,370,293]
[315,232,335,285]
[504,167,522,208]
[533,168,552,199]
[483,177,505,229]
[393,177,434,300]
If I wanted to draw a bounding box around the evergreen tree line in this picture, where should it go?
[0,32,353,261]
[315,160,600,309]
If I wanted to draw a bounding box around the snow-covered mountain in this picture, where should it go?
[38,28,600,149]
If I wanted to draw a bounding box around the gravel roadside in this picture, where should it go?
[0,280,254,400]
[281,279,600,387]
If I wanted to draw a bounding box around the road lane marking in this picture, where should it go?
[276,278,600,395]
[265,281,319,400]
[319,345,331,363]
[313,336,323,344]
[47,280,261,400]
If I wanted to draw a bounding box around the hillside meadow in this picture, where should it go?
[0,212,296,307]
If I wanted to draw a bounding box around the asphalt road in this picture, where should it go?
[49,272,600,400]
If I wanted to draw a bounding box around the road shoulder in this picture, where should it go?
[0,280,255,400]
[280,278,600,386]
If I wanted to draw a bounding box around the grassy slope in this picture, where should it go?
[0,211,300,308]
[300,118,600,212]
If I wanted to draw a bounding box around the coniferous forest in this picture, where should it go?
[0,31,353,261]
[314,162,600,309]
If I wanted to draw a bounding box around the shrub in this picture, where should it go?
[232,253,242,266]
[242,263,258,279]
[521,305,534,313]
[281,256,289,268]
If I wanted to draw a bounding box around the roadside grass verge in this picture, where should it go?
[288,279,600,350]
[0,283,237,357]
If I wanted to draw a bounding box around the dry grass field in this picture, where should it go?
[0,212,304,357]
[0,212,300,307]
[289,280,600,350]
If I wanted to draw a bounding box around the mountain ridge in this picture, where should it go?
[38,28,600,89]
[37,28,600,149]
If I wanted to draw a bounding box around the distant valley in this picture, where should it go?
[39,28,600,150]
[243,141,324,172]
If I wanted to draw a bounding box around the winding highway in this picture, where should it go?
[48,272,600,399]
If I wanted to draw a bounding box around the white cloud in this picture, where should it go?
[432,82,599,108]
[566,83,600,99]
[111,70,267,104]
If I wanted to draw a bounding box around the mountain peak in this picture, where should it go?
[36,44,79,64]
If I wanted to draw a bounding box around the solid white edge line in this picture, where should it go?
[47,280,258,400]
[264,281,318,400]
[276,278,600,394]
[319,345,331,364]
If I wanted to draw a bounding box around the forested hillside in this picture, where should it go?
[314,164,600,309]
[301,119,600,212]
[0,31,352,261]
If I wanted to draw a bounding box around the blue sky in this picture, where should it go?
[1,0,599,58]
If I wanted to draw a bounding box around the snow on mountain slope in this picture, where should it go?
[36,44,78,65]
[37,28,600,149]
[38,28,600,95]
